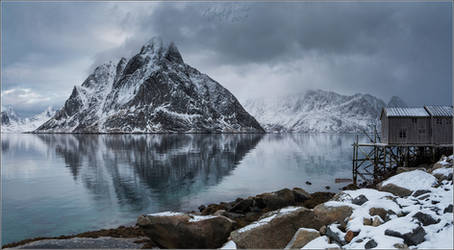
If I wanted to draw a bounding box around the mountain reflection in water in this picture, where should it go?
[1,133,359,245]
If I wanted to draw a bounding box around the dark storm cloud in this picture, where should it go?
[135,2,451,105]
[1,1,452,116]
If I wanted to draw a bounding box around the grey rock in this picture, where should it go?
[325,224,345,245]
[384,226,426,246]
[365,239,378,249]
[412,212,440,226]
[444,204,453,213]
[352,195,368,206]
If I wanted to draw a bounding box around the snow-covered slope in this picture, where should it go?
[35,37,264,133]
[1,106,56,133]
[243,90,388,133]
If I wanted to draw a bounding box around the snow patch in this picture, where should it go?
[381,170,437,191]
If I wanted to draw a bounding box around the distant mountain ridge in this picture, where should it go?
[35,37,264,133]
[244,89,405,133]
[1,106,56,133]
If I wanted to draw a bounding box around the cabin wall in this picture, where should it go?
[381,115,389,144]
[388,117,431,144]
[431,117,453,144]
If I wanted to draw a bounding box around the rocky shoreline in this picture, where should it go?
[3,156,453,249]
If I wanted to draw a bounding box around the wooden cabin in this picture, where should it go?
[424,106,453,144]
[380,107,431,145]
[380,106,453,145]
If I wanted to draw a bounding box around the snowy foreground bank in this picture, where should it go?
[136,156,453,249]
[222,156,453,249]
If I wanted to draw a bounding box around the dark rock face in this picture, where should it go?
[365,239,378,249]
[325,224,345,245]
[412,212,440,226]
[444,204,453,213]
[352,195,368,206]
[412,189,431,197]
[1,112,10,125]
[35,37,264,133]
[385,226,426,246]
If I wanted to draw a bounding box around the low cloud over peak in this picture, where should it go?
[2,1,452,116]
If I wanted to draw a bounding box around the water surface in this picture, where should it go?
[2,133,358,244]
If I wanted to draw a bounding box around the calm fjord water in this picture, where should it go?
[2,133,357,244]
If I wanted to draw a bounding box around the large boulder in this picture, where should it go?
[313,203,353,227]
[285,228,320,249]
[292,188,312,202]
[377,170,437,197]
[137,212,234,248]
[253,188,296,210]
[229,207,323,249]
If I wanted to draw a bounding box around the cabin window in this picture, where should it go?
[399,128,407,138]
[412,118,417,123]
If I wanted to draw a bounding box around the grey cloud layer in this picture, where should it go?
[2,1,452,116]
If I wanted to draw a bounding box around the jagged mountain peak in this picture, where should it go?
[35,38,263,133]
[138,37,183,64]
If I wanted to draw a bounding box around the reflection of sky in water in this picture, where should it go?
[1,133,363,245]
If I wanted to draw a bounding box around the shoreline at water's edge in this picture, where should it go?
[4,156,450,249]
[1,189,338,249]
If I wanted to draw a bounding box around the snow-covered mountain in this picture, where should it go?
[1,106,56,133]
[35,37,264,133]
[243,89,389,133]
[387,96,407,107]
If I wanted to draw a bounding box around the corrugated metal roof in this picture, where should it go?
[424,106,453,117]
[384,107,429,117]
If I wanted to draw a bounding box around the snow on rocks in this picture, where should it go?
[301,236,341,249]
[285,228,320,249]
[300,165,453,249]
[228,206,323,249]
[378,170,438,197]
[220,240,237,249]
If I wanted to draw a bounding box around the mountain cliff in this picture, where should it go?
[35,37,264,133]
[243,90,389,133]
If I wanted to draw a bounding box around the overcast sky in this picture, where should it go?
[2,1,452,116]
